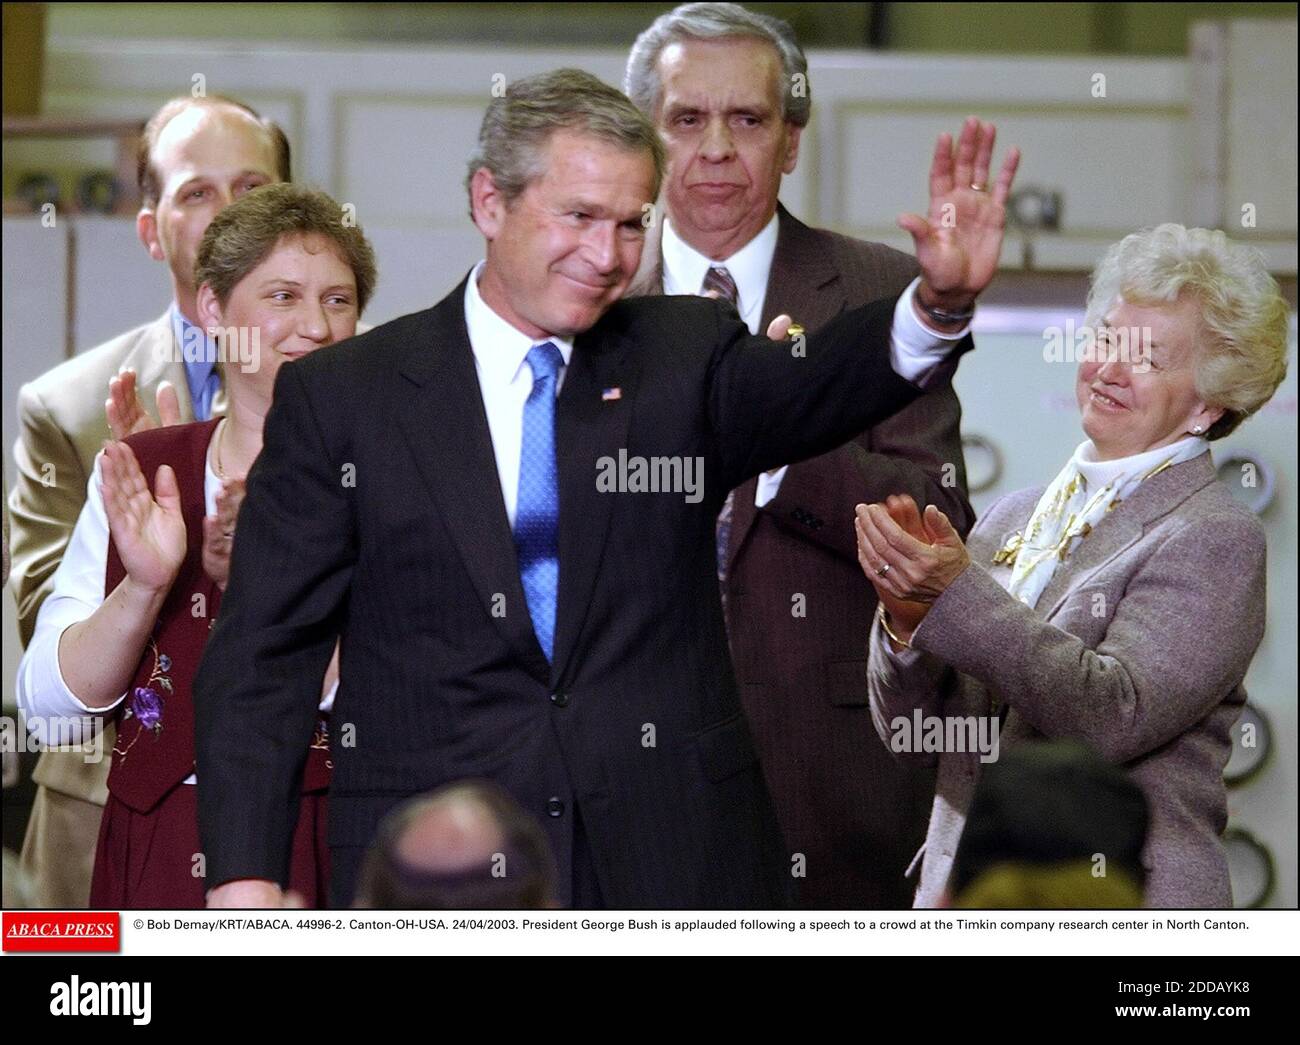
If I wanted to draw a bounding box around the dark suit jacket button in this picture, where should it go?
[550,690,569,707]
[546,797,565,818]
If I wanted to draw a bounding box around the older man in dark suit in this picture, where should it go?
[626,2,977,906]
[195,67,1015,909]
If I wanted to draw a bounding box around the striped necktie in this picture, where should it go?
[515,341,564,662]
[701,265,738,307]
[700,267,738,581]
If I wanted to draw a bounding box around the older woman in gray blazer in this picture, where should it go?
[858,223,1289,908]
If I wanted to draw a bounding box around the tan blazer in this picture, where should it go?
[9,313,220,639]
[867,452,1263,908]
[8,311,225,803]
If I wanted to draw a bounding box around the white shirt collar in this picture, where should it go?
[463,260,575,386]
[661,212,779,320]
[1073,434,1209,490]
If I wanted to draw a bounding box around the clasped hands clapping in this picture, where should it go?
[855,493,971,650]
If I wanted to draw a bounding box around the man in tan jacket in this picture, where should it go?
[8,94,290,906]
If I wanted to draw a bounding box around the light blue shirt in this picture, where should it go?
[170,303,221,421]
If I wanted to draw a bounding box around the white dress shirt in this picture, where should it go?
[16,431,336,776]
[662,212,781,335]
[660,214,971,506]
[463,262,575,528]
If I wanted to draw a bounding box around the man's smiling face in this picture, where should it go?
[472,129,657,339]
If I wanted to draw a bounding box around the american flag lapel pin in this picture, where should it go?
[601,387,622,401]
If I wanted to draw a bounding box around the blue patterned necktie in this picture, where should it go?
[515,341,564,662]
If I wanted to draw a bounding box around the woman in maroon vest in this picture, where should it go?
[16,184,376,907]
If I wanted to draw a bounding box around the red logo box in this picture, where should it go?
[3,913,120,952]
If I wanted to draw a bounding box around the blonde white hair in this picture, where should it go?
[1084,223,1290,439]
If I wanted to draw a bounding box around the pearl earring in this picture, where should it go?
[1192,425,1204,434]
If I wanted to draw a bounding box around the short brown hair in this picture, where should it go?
[195,184,377,313]
[465,68,665,215]
[138,95,291,208]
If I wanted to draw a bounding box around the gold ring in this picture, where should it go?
[876,563,891,577]
[970,182,986,192]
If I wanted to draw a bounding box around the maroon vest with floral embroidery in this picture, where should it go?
[104,419,331,814]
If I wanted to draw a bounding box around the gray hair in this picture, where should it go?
[465,68,665,215]
[1085,223,1290,440]
[625,2,810,127]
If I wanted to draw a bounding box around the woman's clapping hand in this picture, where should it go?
[202,478,246,591]
[99,441,187,594]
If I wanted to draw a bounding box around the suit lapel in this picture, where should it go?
[760,204,845,332]
[122,312,200,423]
[724,475,759,573]
[551,326,638,685]
[395,278,550,684]
[121,310,235,422]
[728,206,845,561]
[1039,452,1218,619]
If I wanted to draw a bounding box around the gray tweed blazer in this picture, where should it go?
[867,451,1264,908]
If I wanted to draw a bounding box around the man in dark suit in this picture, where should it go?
[625,3,975,906]
[195,68,1017,908]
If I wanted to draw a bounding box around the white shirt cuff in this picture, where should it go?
[320,679,339,715]
[754,466,788,508]
[890,277,971,386]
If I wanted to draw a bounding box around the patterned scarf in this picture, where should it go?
[994,436,1208,609]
